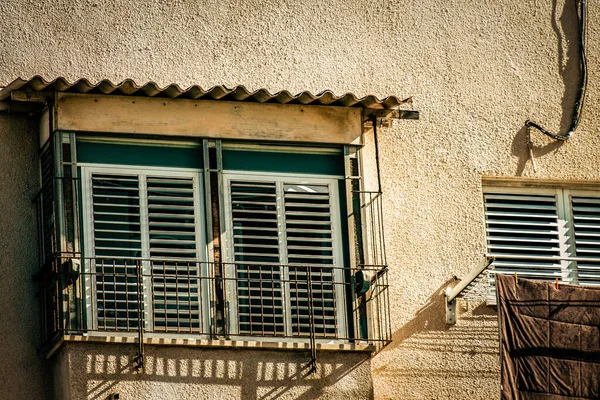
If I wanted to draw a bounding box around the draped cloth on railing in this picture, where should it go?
[497,274,600,400]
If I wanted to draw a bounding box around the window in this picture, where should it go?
[220,145,349,340]
[484,186,600,288]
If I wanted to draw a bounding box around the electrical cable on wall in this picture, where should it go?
[526,0,588,141]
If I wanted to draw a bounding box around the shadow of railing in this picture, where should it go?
[65,345,372,400]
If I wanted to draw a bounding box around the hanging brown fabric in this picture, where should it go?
[496,274,600,399]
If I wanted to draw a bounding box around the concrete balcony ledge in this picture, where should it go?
[46,334,376,358]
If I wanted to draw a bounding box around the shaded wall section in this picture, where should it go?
[0,114,49,398]
[59,343,372,400]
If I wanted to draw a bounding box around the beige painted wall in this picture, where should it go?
[56,343,371,400]
[0,0,598,399]
[0,114,51,398]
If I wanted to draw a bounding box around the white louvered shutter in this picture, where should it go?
[87,169,203,332]
[147,176,202,332]
[570,194,600,286]
[226,175,343,339]
[484,190,563,301]
[284,183,338,338]
[91,173,142,330]
[229,180,285,336]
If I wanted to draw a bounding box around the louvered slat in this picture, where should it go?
[230,180,285,336]
[284,183,338,338]
[571,196,600,285]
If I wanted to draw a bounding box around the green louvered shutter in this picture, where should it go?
[147,176,202,332]
[229,180,285,336]
[284,183,338,338]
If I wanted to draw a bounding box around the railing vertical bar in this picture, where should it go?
[176,261,181,333]
[353,268,359,342]
[136,259,145,370]
[370,192,377,266]
[379,194,387,266]
[292,267,298,336]
[162,261,167,331]
[187,261,192,332]
[260,265,265,336]
[149,262,155,332]
[125,259,131,331]
[271,265,277,335]
[55,264,61,336]
[319,265,326,337]
[78,272,83,332]
[102,259,108,331]
[307,265,317,372]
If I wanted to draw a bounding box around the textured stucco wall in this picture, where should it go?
[0,115,50,398]
[59,343,371,400]
[1,0,599,399]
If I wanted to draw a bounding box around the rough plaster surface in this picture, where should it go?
[59,343,372,400]
[1,0,599,399]
[0,114,49,398]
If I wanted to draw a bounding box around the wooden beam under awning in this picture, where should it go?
[53,92,364,146]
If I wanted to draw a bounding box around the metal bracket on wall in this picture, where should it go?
[362,109,419,132]
[0,90,51,113]
[445,257,494,325]
[364,109,420,121]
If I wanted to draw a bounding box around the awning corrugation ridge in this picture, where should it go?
[0,76,409,109]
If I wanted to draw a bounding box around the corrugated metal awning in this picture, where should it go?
[0,76,414,113]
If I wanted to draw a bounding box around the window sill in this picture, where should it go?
[46,334,376,359]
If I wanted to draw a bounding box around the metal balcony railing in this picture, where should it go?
[37,256,391,355]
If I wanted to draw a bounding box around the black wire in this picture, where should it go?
[526,0,588,141]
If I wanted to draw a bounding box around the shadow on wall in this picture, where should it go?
[384,280,454,351]
[373,280,499,380]
[512,125,563,176]
[513,0,582,175]
[63,344,372,400]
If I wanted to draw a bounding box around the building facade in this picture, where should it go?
[0,1,597,399]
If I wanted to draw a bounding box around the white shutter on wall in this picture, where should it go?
[147,176,202,331]
[484,191,562,286]
[570,195,600,286]
[226,176,343,339]
[484,188,600,301]
[230,180,285,336]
